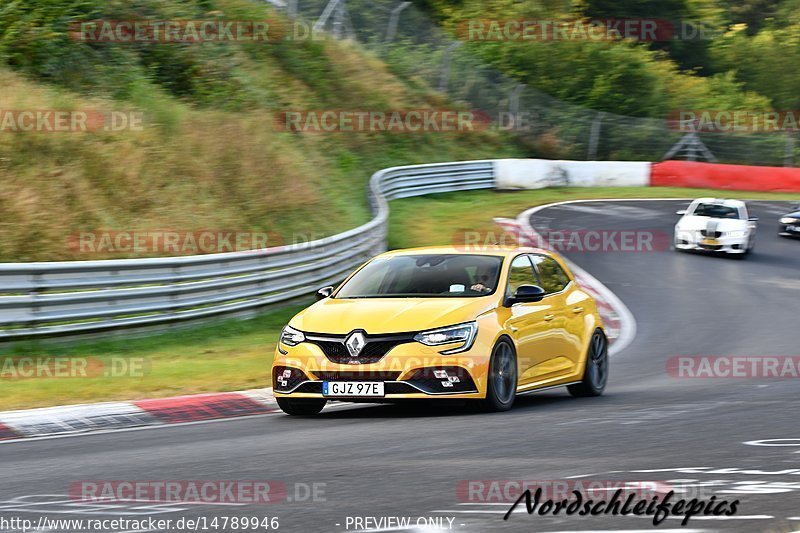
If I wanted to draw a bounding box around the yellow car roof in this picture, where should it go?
[379,245,552,258]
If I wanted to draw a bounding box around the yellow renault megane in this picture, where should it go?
[272,246,608,415]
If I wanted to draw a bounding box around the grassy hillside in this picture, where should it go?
[0,0,522,261]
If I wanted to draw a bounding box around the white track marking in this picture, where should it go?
[0,401,361,445]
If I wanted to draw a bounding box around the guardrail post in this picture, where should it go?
[168,265,180,319]
[29,272,42,335]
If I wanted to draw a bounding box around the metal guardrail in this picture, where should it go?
[0,160,495,339]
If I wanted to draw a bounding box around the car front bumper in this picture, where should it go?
[779,223,800,238]
[272,337,492,401]
[674,232,749,254]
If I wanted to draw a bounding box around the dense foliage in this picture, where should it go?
[413,0,798,117]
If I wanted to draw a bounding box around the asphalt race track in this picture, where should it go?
[1,199,799,533]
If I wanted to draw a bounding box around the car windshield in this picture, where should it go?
[335,254,504,298]
[691,203,741,219]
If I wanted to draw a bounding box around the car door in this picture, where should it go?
[529,254,584,380]
[501,254,557,387]
[740,204,758,239]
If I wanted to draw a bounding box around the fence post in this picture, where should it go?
[509,84,525,118]
[785,132,795,167]
[314,0,342,32]
[332,1,345,38]
[385,2,411,43]
[438,42,461,92]
[587,112,604,160]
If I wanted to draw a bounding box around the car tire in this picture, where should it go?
[276,397,327,416]
[481,339,517,412]
[568,329,608,398]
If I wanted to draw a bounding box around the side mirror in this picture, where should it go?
[748,216,759,222]
[316,286,334,300]
[505,284,546,306]
[676,210,687,215]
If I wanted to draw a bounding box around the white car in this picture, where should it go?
[674,198,758,257]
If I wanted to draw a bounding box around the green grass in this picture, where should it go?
[0,304,306,410]
[2,185,797,410]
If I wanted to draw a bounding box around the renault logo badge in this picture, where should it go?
[345,331,366,357]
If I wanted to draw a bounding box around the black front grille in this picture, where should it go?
[312,370,401,381]
[294,382,323,394]
[287,377,473,396]
[384,382,422,394]
[294,381,419,396]
[306,331,416,364]
[700,230,722,238]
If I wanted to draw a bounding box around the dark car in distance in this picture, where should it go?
[779,204,800,238]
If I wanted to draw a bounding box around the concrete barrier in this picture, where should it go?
[494,159,650,190]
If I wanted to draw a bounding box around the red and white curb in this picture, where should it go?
[0,389,279,441]
[494,201,638,356]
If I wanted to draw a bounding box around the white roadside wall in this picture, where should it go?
[494,159,651,189]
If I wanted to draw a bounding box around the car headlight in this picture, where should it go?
[780,217,798,224]
[724,230,747,238]
[414,322,477,354]
[280,325,305,347]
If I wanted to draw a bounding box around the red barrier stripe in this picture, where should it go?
[134,393,275,424]
[0,422,21,440]
[652,160,800,192]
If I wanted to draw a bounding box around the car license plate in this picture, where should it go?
[789,225,799,232]
[701,238,718,245]
[323,381,385,397]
